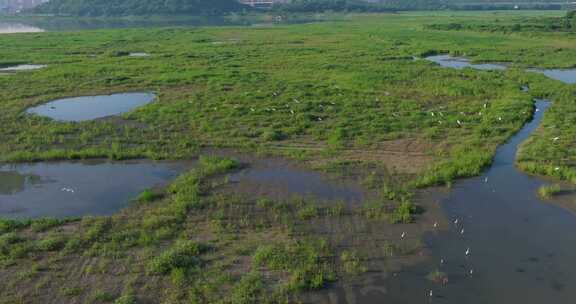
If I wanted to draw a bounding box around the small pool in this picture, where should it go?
[0,22,44,34]
[527,68,576,84]
[0,160,185,219]
[228,161,365,203]
[27,92,156,122]
[0,64,47,72]
[425,54,576,85]
[129,52,150,57]
[425,55,507,71]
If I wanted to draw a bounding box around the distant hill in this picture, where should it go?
[34,0,249,16]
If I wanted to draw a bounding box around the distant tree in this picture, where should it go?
[34,0,248,16]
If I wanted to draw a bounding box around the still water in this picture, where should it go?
[0,64,46,72]
[0,22,44,34]
[426,54,576,84]
[27,92,156,121]
[0,161,184,219]
[527,68,576,84]
[425,55,507,71]
[228,159,365,203]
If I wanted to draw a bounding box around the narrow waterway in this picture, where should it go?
[374,98,576,303]
[356,57,576,303]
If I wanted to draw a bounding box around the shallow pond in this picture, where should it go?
[425,55,507,71]
[0,64,46,72]
[426,55,576,84]
[129,52,150,57]
[27,92,156,122]
[527,68,576,84]
[0,22,44,34]
[0,161,185,219]
[227,159,365,203]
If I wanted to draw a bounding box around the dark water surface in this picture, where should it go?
[426,55,576,84]
[528,68,576,84]
[27,92,155,121]
[425,55,507,71]
[228,160,365,203]
[0,64,46,72]
[0,161,184,219]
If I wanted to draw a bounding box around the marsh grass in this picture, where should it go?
[537,184,561,199]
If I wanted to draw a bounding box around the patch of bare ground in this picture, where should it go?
[265,137,435,175]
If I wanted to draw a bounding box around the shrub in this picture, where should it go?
[0,219,30,234]
[136,189,158,203]
[340,250,366,275]
[230,272,264,304]
[252,240,334,291]
[31,218,64,232]
[538,184,561,199]
[147,241,206,275]
[36,236,66,252]
[114,295,136,304]
[261,129,287,141]
[388,201,415,224]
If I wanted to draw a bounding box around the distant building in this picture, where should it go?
[238,0,288,9]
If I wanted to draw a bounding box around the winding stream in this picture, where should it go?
[378,99,576,303]
[365,56,576,303]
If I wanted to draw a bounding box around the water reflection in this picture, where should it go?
[0,161,185,218]
[27,92,156,122]
[0,64,46,72]
[0,22,44,34]
[425,55,507,71]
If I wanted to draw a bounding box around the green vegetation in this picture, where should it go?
[428,10,576,33]
[273,0,566,13]
[537,184,561,199]
[31,0,568,16]
[1,12,566,187]
[34,0,248,16]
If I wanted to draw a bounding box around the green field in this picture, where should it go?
[1,11,576,303]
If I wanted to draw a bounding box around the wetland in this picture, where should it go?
[2,10,576,304]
